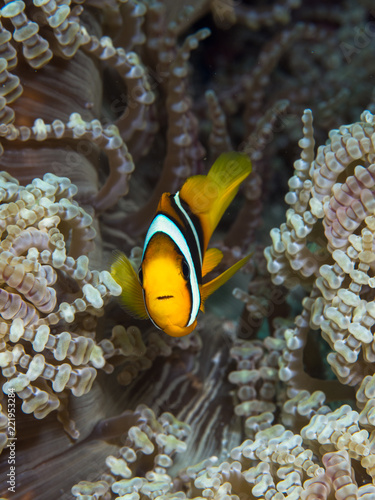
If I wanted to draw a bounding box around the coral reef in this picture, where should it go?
[1,0,375,499]
[0,171,121,443]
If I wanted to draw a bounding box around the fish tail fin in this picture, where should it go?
[200,252,252,310]
[110,252,149,320]
[179,152,252,248]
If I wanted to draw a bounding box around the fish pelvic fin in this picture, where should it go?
[110,251,149,320]
[202,247,223,277]
[179,152,252,249]
[200,252,252,310]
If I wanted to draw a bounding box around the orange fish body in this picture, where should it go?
[111,152,252,337]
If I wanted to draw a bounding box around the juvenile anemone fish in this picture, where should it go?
[111,152,252,337]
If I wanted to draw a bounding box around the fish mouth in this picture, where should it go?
[157,295,174,300]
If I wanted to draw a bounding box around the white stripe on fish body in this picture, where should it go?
[173,191,202,266]
[142,213,201,327]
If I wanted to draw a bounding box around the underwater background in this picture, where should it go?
[1,0,375,498]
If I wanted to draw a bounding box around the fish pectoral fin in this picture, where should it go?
[110,251,149,320]
[199,284,205,312]
[202,247,223,277]
[200,252,252,308]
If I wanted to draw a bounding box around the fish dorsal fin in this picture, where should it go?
[110,252,149,320]
[179,152,252,250]
[200,253,252,311]
[202,247,223,277]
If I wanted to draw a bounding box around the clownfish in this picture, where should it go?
[111,152,252,337]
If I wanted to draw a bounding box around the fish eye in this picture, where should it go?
[138,267,143,286]
[182,259,190,279]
